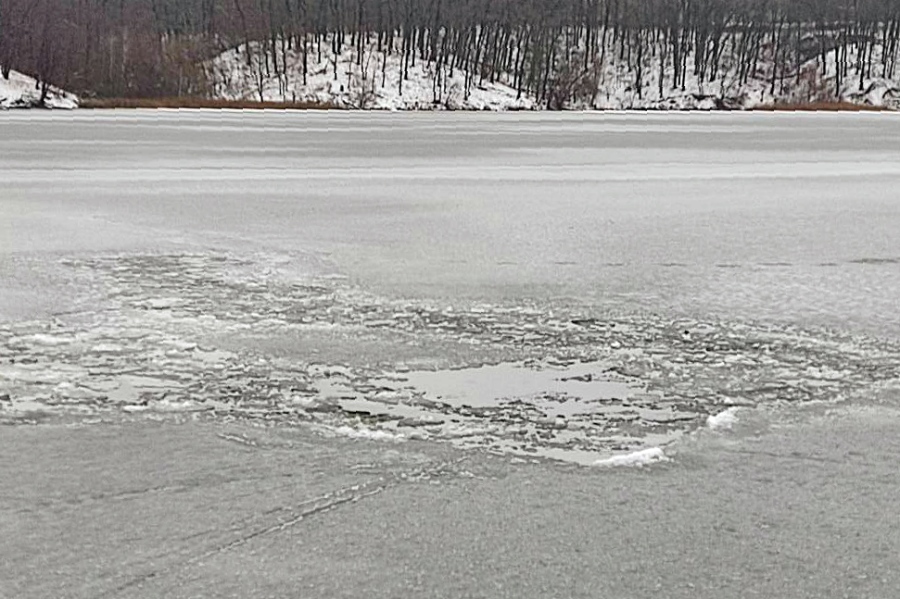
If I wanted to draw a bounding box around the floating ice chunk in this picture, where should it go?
[91,343,125,353]
[9,333,73,346]
[32,333,75,346]
[331,426,404,442]
[157,397,206,411]
[706,407,741,431]
[289,394,319,408]
[594,447,669,468]
[162,339,198,351]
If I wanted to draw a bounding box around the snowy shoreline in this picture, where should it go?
[4,68,898,113]
[67,100,900,112]
[7,25,900,112]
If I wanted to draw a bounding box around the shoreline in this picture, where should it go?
[70,97,895,112]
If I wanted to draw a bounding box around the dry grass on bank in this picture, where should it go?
[752,101,892,112]
[78,97,338,110]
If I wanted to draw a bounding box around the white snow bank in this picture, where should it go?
[706,407,741,431]
[594,447,670,468]
[0,70,78,109]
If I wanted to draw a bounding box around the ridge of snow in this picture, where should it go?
[0,70,78,109]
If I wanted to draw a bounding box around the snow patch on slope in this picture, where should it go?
[573,36,900,110]
[0,70,78,109]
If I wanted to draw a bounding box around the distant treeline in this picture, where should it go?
[1,0,899,103]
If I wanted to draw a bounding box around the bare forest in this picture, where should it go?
[2,0,899,106]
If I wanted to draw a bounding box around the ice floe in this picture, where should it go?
[330,425,405,442]
[706,407,742,431]
[594,447,670,468]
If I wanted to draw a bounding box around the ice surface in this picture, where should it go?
[2,112,899,463]
[400,362,635,410]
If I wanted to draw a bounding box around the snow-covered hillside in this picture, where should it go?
[209,40,533,110]
[208,33,900,110]
[0,70,78,109]
[591,37,900,110]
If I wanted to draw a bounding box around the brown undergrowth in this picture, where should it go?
[752,101,892,112]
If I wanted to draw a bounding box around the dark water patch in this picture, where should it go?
[570,318,618,329]
[850,257,900,265]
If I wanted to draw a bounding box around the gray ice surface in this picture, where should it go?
[2,111,900,597]
[4,404,900,599]
[2,111,900,333]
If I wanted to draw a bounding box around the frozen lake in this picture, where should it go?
[1,111,899,461]
[3,111,900,331]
